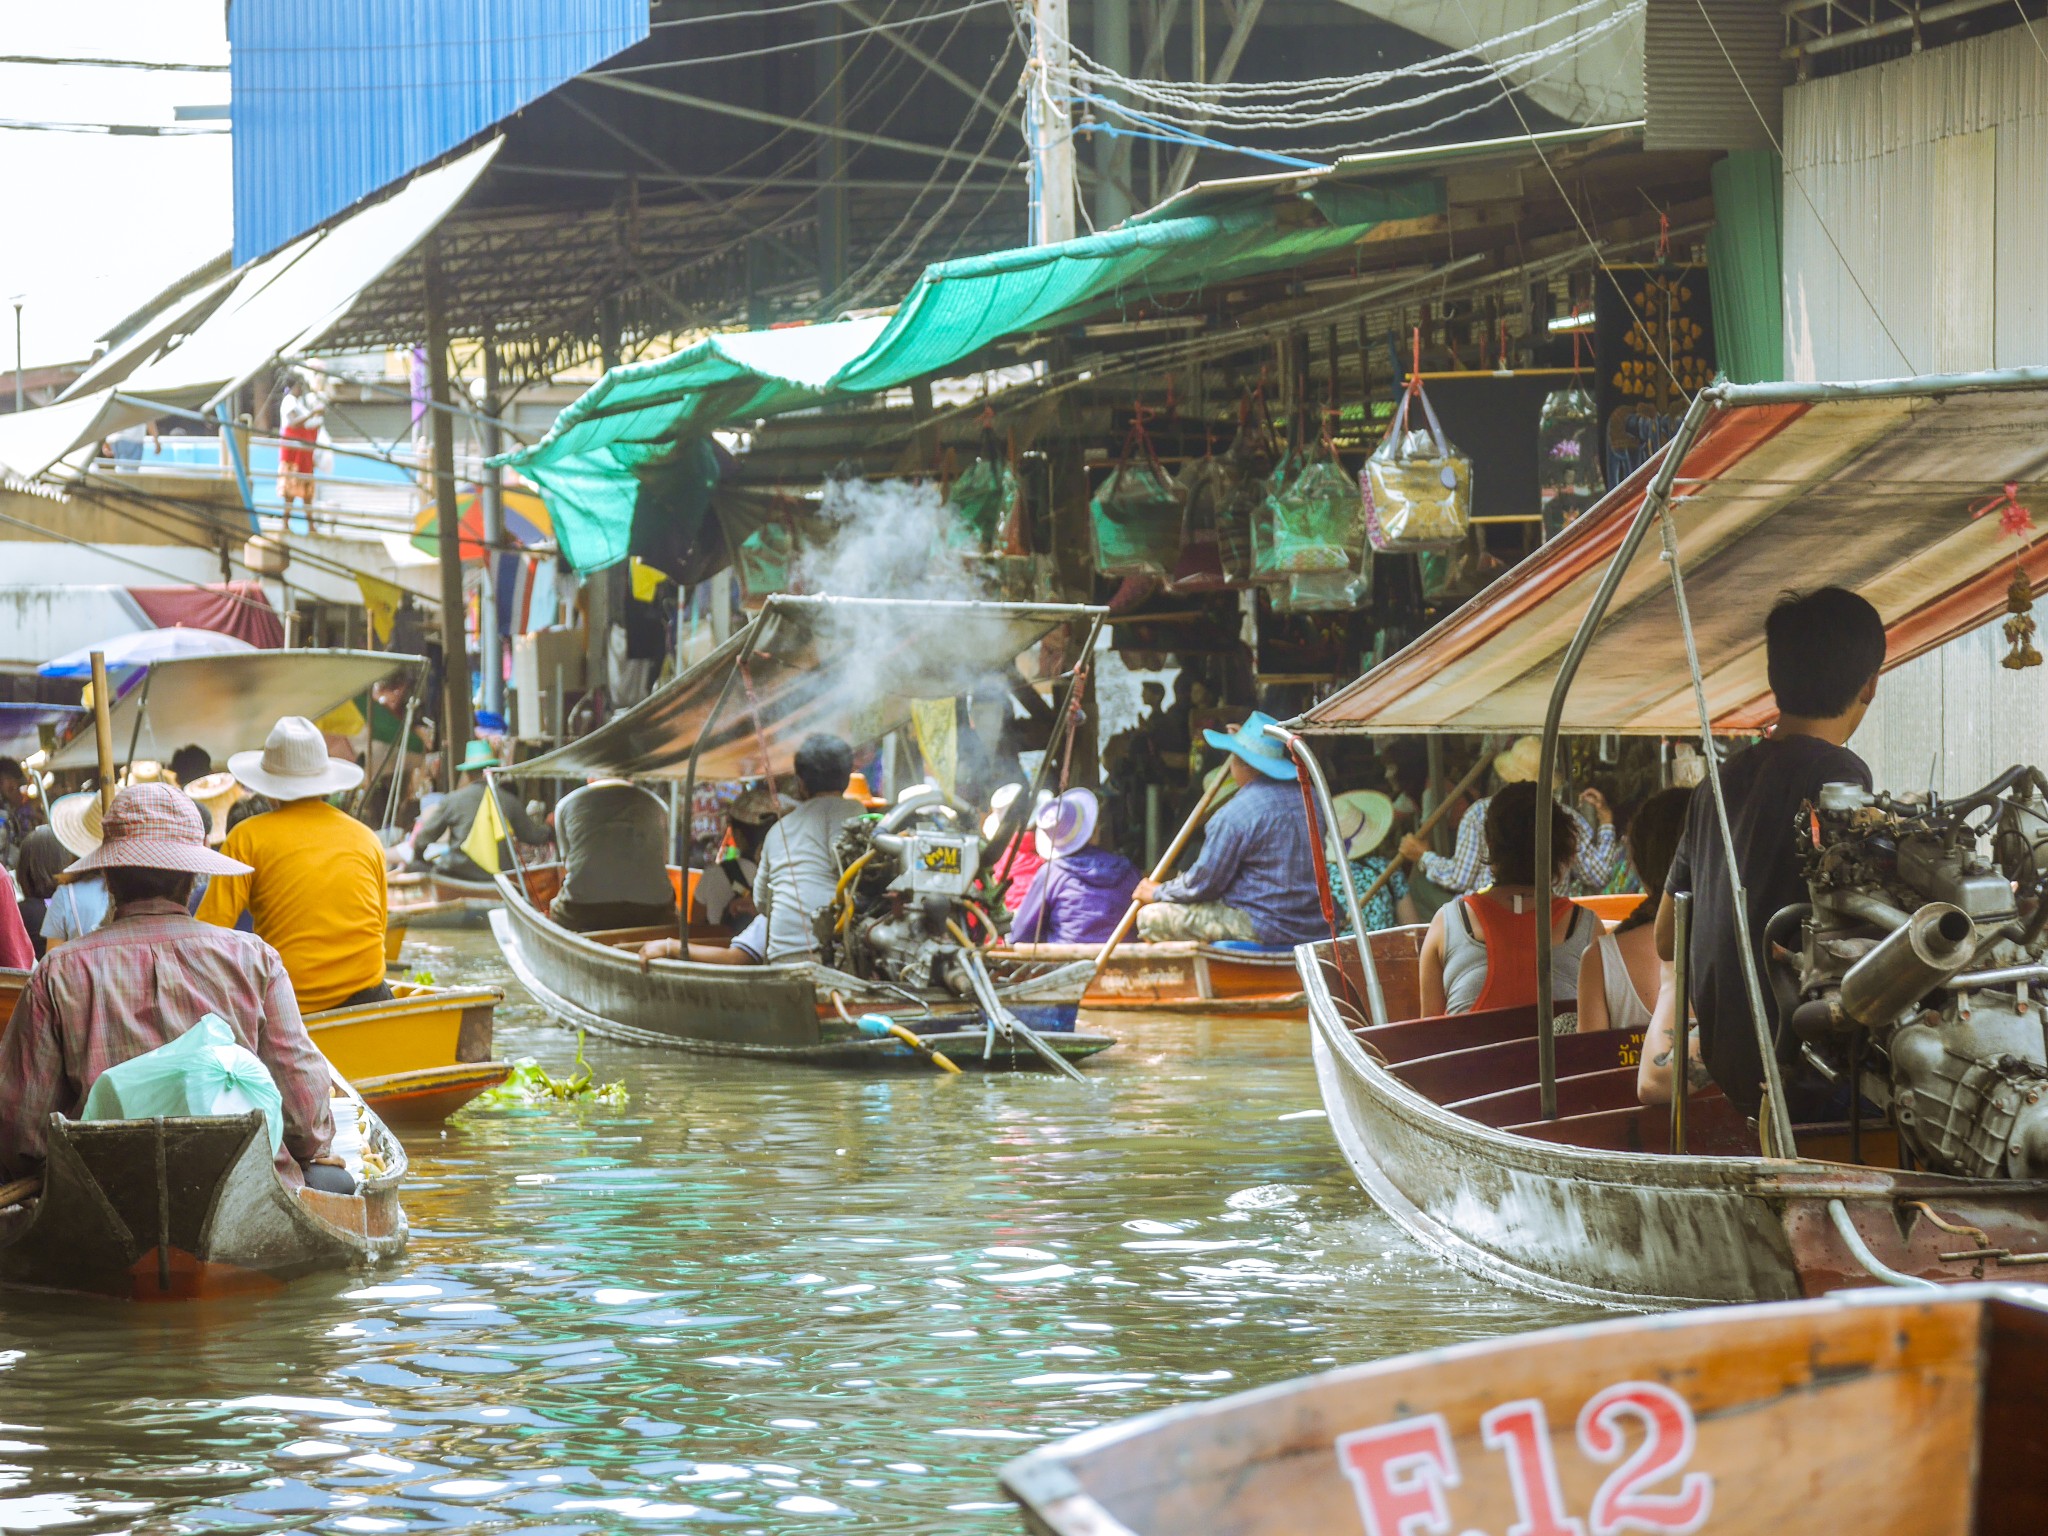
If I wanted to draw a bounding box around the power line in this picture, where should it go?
[0,54,225,70]
[0,119,226,136]
[595,0,1003,73]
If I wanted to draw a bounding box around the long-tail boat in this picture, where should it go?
[491,595,1112,1070]
[1272,369,2048,1305]
[1002,1283,2048,1534]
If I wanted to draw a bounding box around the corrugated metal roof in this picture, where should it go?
[228,0,649,265]
[1643,0,1781,152]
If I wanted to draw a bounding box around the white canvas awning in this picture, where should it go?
[0,391,154,484]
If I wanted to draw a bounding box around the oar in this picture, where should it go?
[1085,771,1230,991]
[946,932,1091,1084]
[1352,749,1498,918]
[832,990,961,1074]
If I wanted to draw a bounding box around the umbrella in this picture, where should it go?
[40,626,256,678]
[412,487,551,563]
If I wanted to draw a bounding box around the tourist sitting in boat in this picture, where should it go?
[638,913,769,969]
[411,740,550,884]
[1328,789,1420,933]
[1010,788,1141,945]
[1398,737,1622,917]
[197,717,391,1014]
[1130,712,1326,947]
[692,784,777,929]
[1417,783,1597,1017]
[754,733,866,963]
[552,775,678,933]
[34,793,106,952]
[1657,586,1884,1119]
[984,782,1044,915]
[1577,787,1690,1032]
[0,783,350,1193]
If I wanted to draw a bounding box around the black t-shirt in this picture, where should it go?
[1665,735,1871,1117]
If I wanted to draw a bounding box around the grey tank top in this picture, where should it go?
[1440,893,1595,1016]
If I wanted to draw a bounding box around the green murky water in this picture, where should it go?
[0,931,1594,1533]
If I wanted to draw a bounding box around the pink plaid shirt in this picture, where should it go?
[0,898,335,1186]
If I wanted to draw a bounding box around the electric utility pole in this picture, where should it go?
[1029,0,1076,244]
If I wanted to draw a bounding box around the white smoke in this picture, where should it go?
[796,477,986,603]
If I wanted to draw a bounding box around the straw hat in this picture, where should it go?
[120,760,167,787]
[1493,736,1543,785]
[1034,787,1100,860]
[981,781,1026,840]
[227,716,365,800]
[67,783,251,877]
[1330,789,1395,863]
[49,792,103,860]
[1201,710,1298,781]
[727,785,780,828]
[183,771,243,846]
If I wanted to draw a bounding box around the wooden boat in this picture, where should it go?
[492,879,1110,1068]
[305,982,510,1120]
[1001,1283,2048,1535]
[1281,370,2048,1307]
[1007,940,1304,1016]
[387,870,498,928]
[0,1101,407,1300]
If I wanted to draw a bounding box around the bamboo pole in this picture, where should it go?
[89,651,115,813]
[1086,770,1229,989]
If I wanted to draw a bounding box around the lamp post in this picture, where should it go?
[10,299,22,414]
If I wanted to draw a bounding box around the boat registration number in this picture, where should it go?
[1335,1382,1711,1536]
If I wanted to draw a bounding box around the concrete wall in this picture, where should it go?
[1782,31,2048,795]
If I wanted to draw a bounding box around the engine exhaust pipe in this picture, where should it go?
[1837,901,1977,1027]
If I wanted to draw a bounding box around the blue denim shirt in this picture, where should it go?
[1158,775,1327,945]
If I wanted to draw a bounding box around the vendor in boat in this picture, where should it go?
[1011,788,1141,945]
[692,784,777,929]
[0,783,349,1192]
[1329,789,1420,933]
[638,913,769,969]
[411,741,550,883]
[985,783,1045,915]
[551,776,678,933]
[1417,783,1598,1017]
[196,717,391,1014]
[1656,586,1883,1119]
[1130,713,1326,947]
[1398,737,1622,915]
[1578,787,1689,1033]
[754,733,866,963]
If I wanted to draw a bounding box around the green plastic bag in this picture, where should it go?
[82,1014,285,1155]
[946,453,1020,555]
[1259,445,1361,577]
[1090,417,1184,578]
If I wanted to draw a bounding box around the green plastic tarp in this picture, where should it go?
[503,177,1442,572]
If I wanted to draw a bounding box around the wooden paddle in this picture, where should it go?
[1086,771,1231,990]
[1348,748,1497,918]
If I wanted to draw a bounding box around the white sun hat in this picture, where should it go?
[226,715,365,801]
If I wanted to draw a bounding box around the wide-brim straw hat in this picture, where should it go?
[981,781,1026,840]
[1493,736,1544,785]
[1331,789,1395,863]
[67,783,251,877]
[1034,787,1100,859]
[183,771,243,846]
[1201,710,1298,781]
[49,792,103,860]
[228,715,365,800]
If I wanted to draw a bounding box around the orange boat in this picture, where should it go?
[1006,940,1304,1016]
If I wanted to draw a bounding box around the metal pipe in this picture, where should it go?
[1265,722,1390,1030]
[479,337,506,720]
[423,234,471,791]
[1532,405,1708,1111]
[1826,1199,1939,1288]
[1671,891,1691,1155]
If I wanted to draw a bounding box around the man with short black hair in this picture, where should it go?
[1657,586,1886,1119]
[753,734,864,963]
[0,757,43,871]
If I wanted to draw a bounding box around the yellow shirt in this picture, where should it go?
[196,799,388,1014]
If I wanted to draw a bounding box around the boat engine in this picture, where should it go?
[1778,769,2048,1178]
[819,788,984,995]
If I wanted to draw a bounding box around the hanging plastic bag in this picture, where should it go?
[1167,454,1231,593]
[945,426,1021,554]
[1090,410,1184,578]
[980,439,1052,601]
[1258,418,1363,577]
[1362,380,1472,553]
[1537,385,1601,537]
[1216,393,1277,585]
[82,1014,286,1156]
[1272,569,1368,613]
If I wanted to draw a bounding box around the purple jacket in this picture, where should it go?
[1010,847,1142,945]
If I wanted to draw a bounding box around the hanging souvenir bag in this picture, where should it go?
[1089,405,1185,578]
[946,417,1019,555]
[1362,339,1473,553]
[1216,389,1277,584]
[1167,445,1230,593]
[986,436,1053,601]
[1258,409,1364,578]
[1536,384,1600,538]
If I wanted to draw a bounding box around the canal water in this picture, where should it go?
[0,931,1596,1534]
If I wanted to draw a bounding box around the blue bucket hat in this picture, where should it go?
[1201,710,1298,780]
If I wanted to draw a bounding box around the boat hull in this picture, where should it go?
[1006,941,1304,1016]
[1301,942,2048,1307]
[305,985,509,1121]
[0,1111,405,1301]
[491,894,1113,1070]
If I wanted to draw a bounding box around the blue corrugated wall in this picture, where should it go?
[229,0,649,264]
